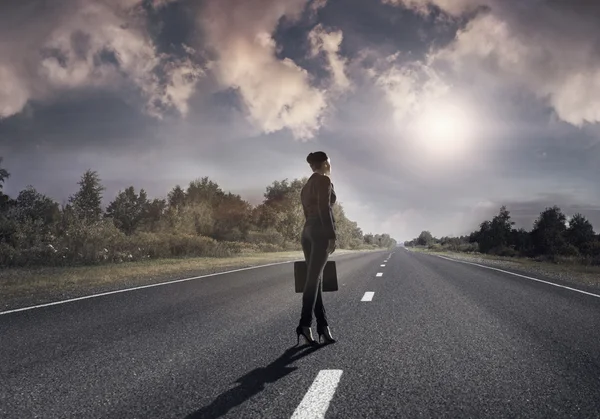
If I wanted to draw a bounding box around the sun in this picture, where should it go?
[408,101,474,157]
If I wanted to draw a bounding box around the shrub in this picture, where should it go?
[559,243,580,257]
[458,243,478,253]
[489,246,517,257]
[245,229,286,246]
[0,242,18,266]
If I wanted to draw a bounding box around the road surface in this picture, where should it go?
[2,249,600,418]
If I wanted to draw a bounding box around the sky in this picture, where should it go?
[1,0,599,242]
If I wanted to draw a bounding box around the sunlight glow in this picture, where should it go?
[407,101,474,158]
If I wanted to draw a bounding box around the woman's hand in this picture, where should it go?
[327,238,336,254]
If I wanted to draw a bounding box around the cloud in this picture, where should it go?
[200,0,332,140]
[370,56,449,123]
[433,10,600,127]
[308,24,351,92]
[0,0,203,120]
[381,0,486,16]
[380,0,600,127]
[0,67,30,118]
[149,0,181,8]
[1,0,346,139]
[308,0,328,19]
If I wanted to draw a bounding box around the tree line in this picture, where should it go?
[404,205,600,265]
[0,158,396,267]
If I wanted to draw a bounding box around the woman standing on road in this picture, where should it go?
[296,151,337,346]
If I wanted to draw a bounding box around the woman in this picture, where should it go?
[296,151,337,346]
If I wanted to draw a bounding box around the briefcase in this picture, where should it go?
[294,261,338,293]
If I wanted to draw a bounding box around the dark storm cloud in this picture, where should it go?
[0,92,162,153]
[0,0,204,120]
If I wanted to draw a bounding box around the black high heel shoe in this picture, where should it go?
[317,326,336,344]
[296,326,318,346]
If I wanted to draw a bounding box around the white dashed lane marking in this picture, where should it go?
[291,370,343,419]
[361,292,375,301]
[376,273,383,277]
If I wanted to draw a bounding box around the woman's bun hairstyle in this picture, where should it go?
[306,151,328,166]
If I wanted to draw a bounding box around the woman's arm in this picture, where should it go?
[316,175,336,240]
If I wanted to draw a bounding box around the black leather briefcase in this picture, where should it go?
[294,261,338,293]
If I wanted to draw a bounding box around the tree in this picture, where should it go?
[253,203,279,231]
[186,177,225,207]
[531,206,570,256]
[510,228,532,255]
[0,157,8,191]
[6,186,60,249]
[372,233,396,248]
[69,170,105,222]
[140,198,167,232]
[330,203,364,249]
[212,192,252,241]
[476,206,514,253]
[417,231,433,246]
[105,186,149,235]
[260,178,305,243]
[11,186,60,226]
[566,213,596,255]
[491,206,514,247]
[167,185,186,209]
[0,157,11,213]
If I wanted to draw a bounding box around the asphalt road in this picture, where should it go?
[2,248,600,418]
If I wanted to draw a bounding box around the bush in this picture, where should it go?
[559,243,580,257]
[0,242,18,266]
[131,232,170,259]
[245,229,286,246]
[458,243,478,253]
[488,246,517,257]
[258,243,285,253]
[59,219,126,265]
[166,234,219,258]
[578,240,600,257]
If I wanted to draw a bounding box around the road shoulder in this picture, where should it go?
[406,248,600,296]
[0,249,383,312]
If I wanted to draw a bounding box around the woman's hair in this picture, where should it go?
[306,151,329,170]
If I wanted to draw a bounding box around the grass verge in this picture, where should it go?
[407,247,600,290]
[0,248,380,312]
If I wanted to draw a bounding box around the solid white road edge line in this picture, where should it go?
[435,255,600,299]
[0,260,297,316]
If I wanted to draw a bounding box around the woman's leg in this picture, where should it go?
[314,277,328,328]
[299,231,329,327]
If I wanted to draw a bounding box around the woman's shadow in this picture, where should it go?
[185,343,323,419]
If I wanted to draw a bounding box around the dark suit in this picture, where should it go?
[298,172,337,328]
